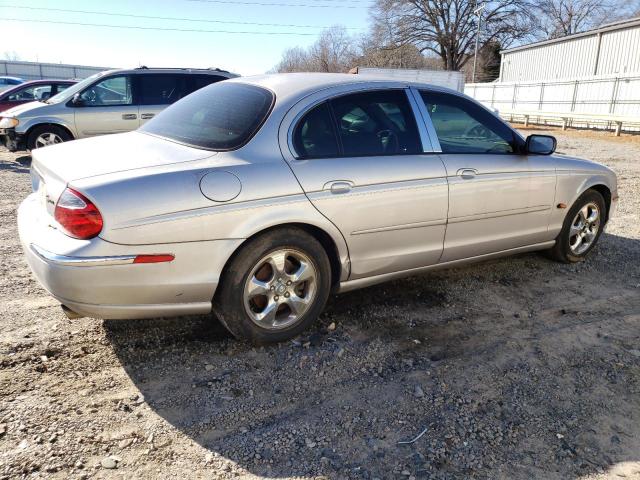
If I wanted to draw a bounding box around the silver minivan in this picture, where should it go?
[0,67,237,151]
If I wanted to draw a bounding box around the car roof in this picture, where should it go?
[96,67,239,78]
[227,72,461,104]
[0,76,24,81]
[15,79,76,85]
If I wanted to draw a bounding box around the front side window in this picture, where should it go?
[293,102,339,158]
[8,84,52,102]
[139,74,188,105]
[331,90,421,157]
[79,75,132,107]
[141,82,274,150]
[420,91,517,154]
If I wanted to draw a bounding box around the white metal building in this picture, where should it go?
[0,60,110,81]
[500,17,640,82]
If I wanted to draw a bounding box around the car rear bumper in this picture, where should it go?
[0,127,26,152]
[18,193,243,319]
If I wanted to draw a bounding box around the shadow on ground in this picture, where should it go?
[105,233,640,479]
[0,155,31,174]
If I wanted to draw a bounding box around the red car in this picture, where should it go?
[0,79,77,113]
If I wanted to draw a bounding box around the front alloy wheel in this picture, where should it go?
[568,202,600,255]
[34,132,64,148]
[549,189,606,263]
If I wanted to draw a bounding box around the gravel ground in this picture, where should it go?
[1,128,639,480]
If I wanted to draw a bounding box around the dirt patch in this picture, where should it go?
[1,132,639,480]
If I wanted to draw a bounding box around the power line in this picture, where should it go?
[0,4,366,30]
[0,17,322,35]
[186,0,372,8]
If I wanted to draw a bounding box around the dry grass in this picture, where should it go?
[510,122,640,145]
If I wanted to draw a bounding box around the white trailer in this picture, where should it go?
[350,66,465,92]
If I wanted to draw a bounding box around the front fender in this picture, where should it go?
[18,116,77,138]
[550,165,617,236]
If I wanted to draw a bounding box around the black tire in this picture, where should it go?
[549,189,606,263]
[213,227,332,345]
[27,125,72,151]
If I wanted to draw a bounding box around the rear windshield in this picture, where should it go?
[140,82,274,150]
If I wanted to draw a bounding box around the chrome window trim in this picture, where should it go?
[408,86,442,153]
[30,244,137,267]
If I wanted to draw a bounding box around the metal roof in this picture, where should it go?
[502,16,640,54]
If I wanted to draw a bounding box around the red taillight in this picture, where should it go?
[54,188,103,239]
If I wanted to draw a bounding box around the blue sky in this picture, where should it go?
[0,0,373,75]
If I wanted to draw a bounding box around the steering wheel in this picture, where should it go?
[377,129,399,154]
[464,124,492,138]
[83,89,97,104]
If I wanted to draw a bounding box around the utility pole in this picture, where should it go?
[472,1,486,83]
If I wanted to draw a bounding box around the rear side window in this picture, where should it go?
[141,82,274,151]
[138,74,188,105]
[331,90,421,157]
[189,74,226,94]
[55,83,72,94]
[293,102,339,158]
[420,91,517,154]
[292,90,421,159]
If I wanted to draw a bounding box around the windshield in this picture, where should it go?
[45,72,104,104]
[140,82,274,150]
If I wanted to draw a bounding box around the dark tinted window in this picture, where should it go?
[139,74,188,105]
[293,102,339,158]
[330,90,421,156]
[189,74,226,94]
[141,82,274,150]
[420,91,517,154]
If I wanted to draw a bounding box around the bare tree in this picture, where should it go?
[3,51,21,61]
[273,26,357,73]
[534,0,636,38]
[371,0,534,71]
[355,11,437,69]
[273,47,312,73]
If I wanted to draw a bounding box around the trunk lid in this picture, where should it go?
[30,131,214,216]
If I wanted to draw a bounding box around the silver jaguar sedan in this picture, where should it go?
[18,73,618,344]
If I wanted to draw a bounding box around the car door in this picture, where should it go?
[73,74,139,138]
[416,89,556,262]
[283,87,449,280]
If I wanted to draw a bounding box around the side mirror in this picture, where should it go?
[71,93,85,106]
[525,134,556,155]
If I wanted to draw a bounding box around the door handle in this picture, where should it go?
[457,168,478,179]
[122,113,137,120]
[141,113,155,119]
[325,181,353,194]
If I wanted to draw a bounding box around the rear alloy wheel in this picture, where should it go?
[214,227,331,344]
[549,189,606,263]
[244,249,318,330]
[27,125,72,150]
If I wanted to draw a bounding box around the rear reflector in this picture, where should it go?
[133,254,175,264]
